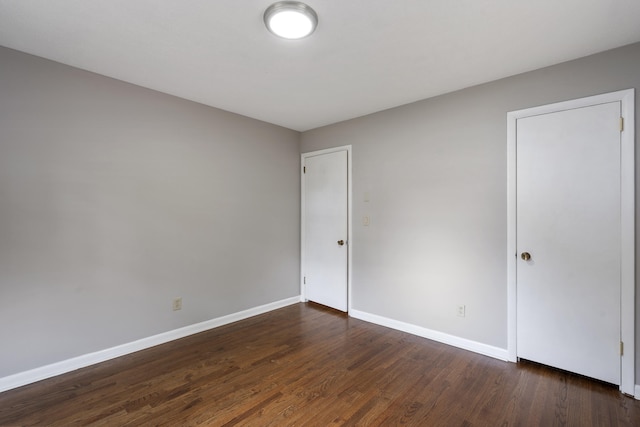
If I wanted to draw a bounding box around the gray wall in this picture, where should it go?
[0,47,301,377]
[301,42,640,377]
[2,40,639,383]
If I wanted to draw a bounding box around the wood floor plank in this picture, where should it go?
[1,302,640,426]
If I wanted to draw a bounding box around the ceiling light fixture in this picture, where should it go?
[264,1,318,40]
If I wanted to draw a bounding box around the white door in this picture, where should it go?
[303,149,348,312]
[516,101,621,384]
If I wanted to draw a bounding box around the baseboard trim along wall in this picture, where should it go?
[349,309,510,361]
[0,296,302,393]
[5,300,637,397]
[350,309,640,398]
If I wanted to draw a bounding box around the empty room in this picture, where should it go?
[1,1,640,425]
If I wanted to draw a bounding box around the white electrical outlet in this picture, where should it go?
[173,297,182,311]
[457,305,466,317]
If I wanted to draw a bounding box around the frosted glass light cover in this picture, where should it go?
[264,2,318,40]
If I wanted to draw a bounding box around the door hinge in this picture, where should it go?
[620,341,624,356]
[303,166,306,173]
[620,117,624,132]
[303,276,306,284]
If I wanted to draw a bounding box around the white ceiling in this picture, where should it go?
[1,0,640,131]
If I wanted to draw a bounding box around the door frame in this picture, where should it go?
[506,89,635,395]
[301,145,353,312]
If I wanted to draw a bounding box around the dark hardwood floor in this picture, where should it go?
[1,302,639,426]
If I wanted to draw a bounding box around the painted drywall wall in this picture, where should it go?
[301,42,640,377]
[0,47,301,377]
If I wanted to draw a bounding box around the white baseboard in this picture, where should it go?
[0,296,302,393]
[351,310,637,399]
[349,309,509,361]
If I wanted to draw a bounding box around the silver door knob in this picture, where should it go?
[521,252,531,261]
[337,240,345,246]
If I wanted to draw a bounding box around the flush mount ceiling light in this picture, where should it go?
[264,1,318,40]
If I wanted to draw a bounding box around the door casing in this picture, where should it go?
[506,89,635,395]
[301,145,352,312]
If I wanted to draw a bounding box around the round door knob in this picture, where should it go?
[337,240,345,246]
[521,252,531,261]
